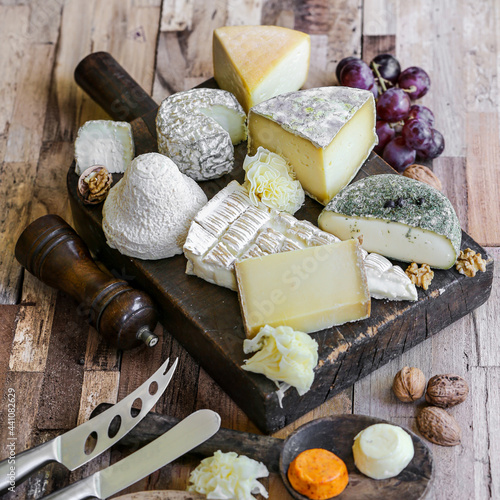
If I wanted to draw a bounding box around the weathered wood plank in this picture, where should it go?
[473,248,500,367]
[226,0,262,26]
[160,0,194,32]
[77,370,120,425]
[35,291,89,430]
[84,325,120,371]
[362,34,396,67]
[0,305,18,404]
[0,5,30,135]
[363,0,396,35]
[9,273,57,372]
[465,113,500,246]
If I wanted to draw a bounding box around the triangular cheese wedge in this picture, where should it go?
[213,25,310,113]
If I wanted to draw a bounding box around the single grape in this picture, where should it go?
[402,118,433,150]
[383,137,416,172]
[398,66,431,100]
[370,54,401,85]
[416,129,445,159]
[374,120,395,154]
[406,105,435,127]
[340,60,375,90]
[376,88,411,122]
[336,56,359,82]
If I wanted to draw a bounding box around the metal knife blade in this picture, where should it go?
[44,409,221,500]
[0,357,177,493]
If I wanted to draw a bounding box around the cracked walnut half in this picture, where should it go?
[406,262,434,290]
[456,248,486,277]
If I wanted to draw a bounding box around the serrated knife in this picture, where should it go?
[0,357,178,493]
[43,409,221,499]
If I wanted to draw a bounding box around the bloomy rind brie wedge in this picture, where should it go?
[213,25,310,113]
[235,239,371,338]
[248,86,377,205]
[156,88,247,181]
[183,180,417,302]
[318,174,462,269]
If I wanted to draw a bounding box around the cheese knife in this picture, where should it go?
[43,409,221,499]
[0,357,177,494]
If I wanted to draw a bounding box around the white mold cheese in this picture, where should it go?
[352,423,414,480]
[248,87,377,205]
[102,153,207,260]
[319,174,462,269]
[156,88,247,181]
[75,120,134,175]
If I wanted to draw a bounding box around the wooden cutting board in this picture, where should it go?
[68,52,494,433]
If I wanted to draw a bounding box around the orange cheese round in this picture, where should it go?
[287,448,349,499]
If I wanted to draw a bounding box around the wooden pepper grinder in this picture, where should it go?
[15,214,159,350]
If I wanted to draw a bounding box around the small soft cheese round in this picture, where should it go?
[156,88,247,181]
[102,153,207,260]
[352,423,414,480]
[287,448,348,499]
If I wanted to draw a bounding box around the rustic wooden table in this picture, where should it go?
[0,1,498,499]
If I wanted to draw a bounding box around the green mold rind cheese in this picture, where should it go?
[319,174,462,268]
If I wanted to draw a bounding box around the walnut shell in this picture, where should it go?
[425,374,469,408]
[417,406,461,446]
[403,164,442,191]
[392,366,426,402]
[77,165,113,205]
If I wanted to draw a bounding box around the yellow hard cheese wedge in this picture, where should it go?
[213,25,310,113]
[235,239,370,338]
[248,87,377,205]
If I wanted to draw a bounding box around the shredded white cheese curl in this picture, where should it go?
[243,147,305,214]
[242,325,319,402]
[187,450,269,500]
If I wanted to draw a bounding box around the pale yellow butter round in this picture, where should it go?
[352,423,414,480]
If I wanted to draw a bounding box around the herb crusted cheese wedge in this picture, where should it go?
[318,174,462,269]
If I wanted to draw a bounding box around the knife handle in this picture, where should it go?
[43,475,100,500]
[0,439,59,494]
[15,214,159,349]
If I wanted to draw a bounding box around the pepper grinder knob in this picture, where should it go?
[15,214,159,350]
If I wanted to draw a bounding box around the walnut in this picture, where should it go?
[393,366,426,402]
[417,406,461,446]
[405,262,434,290]
[78,165,113,205]
[455,248,486,277]
[426,374,469,408]
[403,164,442,191]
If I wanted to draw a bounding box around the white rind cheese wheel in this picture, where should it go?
[156,88,247,181]
[102,153,207,260]
[352,423,415,480]
[213,25,311,113]
[75,120,134,175]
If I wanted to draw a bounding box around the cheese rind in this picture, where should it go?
[235,239,370,338]
[248,87,377,205]
[156,88,246,181]
[75,120,134,175]
[213,25,311,113]
[318,174,462,269]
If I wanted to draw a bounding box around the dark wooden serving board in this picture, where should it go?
[69,52,494,433]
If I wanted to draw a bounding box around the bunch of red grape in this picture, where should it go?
[336,54,444,172]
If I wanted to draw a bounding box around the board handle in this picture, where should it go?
[74,52,158,123]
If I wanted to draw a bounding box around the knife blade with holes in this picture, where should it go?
[43,409,221,499]
[0,357,178,494]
